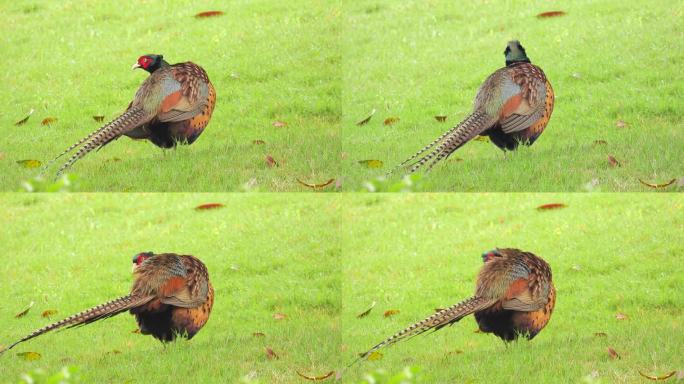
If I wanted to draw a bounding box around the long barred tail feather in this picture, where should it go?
[386,122,464,177]
[54,107,149,177]
[347,296,495,368]
[0,294,151,355]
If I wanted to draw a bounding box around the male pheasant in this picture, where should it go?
[394,41,554,174]
[351,248,555,365]
[50,54,216,176]
[0,252,214,354]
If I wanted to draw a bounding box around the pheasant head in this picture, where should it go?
[504,40,530,66]
[132,251,155,271]
[132,54,167,73]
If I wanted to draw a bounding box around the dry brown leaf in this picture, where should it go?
[252,332,265,337]
[41,309,57,318]
[434,115,448,122]
[14,109,34,126]
[41,117,57,126]
[607,155,620,167]
[17,351,41,361]
[93,115,105,122]
[265,155,278,168]
[195,11,224,18]
[615,313,628,320]
[15,301,34,318]
[447,350,464,355]
[195,203,224,210]
[358,159,383,169]
[340,152,349,160]
[537,11,566,18]
[593,140,608,145]
[296,370,335,381]
[16,160,42,169]
[639,178,676,189]
[356,109,376,126]
[272,121,287,127]
[252,139,265,145]
[383,309,400,318]
[265,347,279,360]
[297,178,335,190]
[273,313,286,320]
[593,332,607,337]
[638,370,676,381]
[616,120,628,128]
[607,347,620,360]
[537,203,567,210]
[356,301,376,318]
[383,116,400,126]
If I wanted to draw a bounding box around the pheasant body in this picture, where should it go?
[52,55,216,176]
[352,248,554,364]
[0,252,213,354]
[396,41,554,174]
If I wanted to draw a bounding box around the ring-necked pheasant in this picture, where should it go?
[49,54,216,176]
[350,248,555,366]
[0,252,214,355]
[393,41,554,174]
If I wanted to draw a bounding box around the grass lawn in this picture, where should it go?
[340,194,684,382]
[341,0,683,191]
[0,1,341,192]
[0,194,341,383]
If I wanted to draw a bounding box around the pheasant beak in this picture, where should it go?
[132,63,142,70]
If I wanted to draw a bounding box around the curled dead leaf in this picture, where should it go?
[297,178,335,190]
[93,115,105,122]
[383,309,400,318]
[14,109,34,126]
[252,139,265,145]
[265,347,279,360]
[273,313,286,320]
[296,370,335,381]
[356,109,376,126]
[434,115,447,122]
[15,301,34,318]
[41,117,57,126]
[195,203,224,210]
[16,160,42,169]
[639,178,676,189]
[383,116,400,126]
[356,301,376,318]
[265,155,278,168]
[252,332,265,337]
[272,121,287,127]
[358,159,383,169]
[607,347,620,360]
[607,155,621,167]
[17,351,41,361]
[615,313,628,320]
[537,11,566,18]
[537,203,567,210]
[195,11,224,18]
[41,309,57,318]
[638,370,676,381]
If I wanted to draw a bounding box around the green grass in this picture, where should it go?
[341,194,684,382]
[341,0,684,191]
[0,1,341,192]
[0,194,341,383]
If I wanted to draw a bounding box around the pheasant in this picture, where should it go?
[351,248,555,365]
[393,40,554,174]
[0,252,214,354]
[49,54,216,176]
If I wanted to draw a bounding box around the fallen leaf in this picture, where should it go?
[607,155,621,167]
[358,159,383,168]
[677,370,684,380]
[473,136,490,142]
[17,352,41,361]
[607,347,620,360]
[41,309,57,318]
[15,301,34,318]
[14,109,34,126]
[41,117,57,126]
[340,152,349,160]
[106,349,122,355]
[616,120,628,128]
[593,332,607,337]
[297,178,335,190]
[132,328,141,333]
[252,139,265,145]
[265,347,278,360]
[0,153,4,160]
[537,11,566,18]
[447,350,464,355]
[265,155,278,168]
[366,351,383,361]
[93,115,105,122]
[638,370,676,381]
[335,178,344,190]
[383,116,400,126]
[434,115,448,122]
[273,313,286,320]
[356,109,376,126]
[16,160,42,169]
[638,178,676,189]
[272,121,287,128]
[615,313,628,320]
[593,140,608,145]
[383,309,400,318]
[536,203,567,210]
[195,11,224,18]
[252,332,265,337]
[356,301,376,318]
[107,157,122,162]
[195,203,224,210]
[296,370,335,381]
